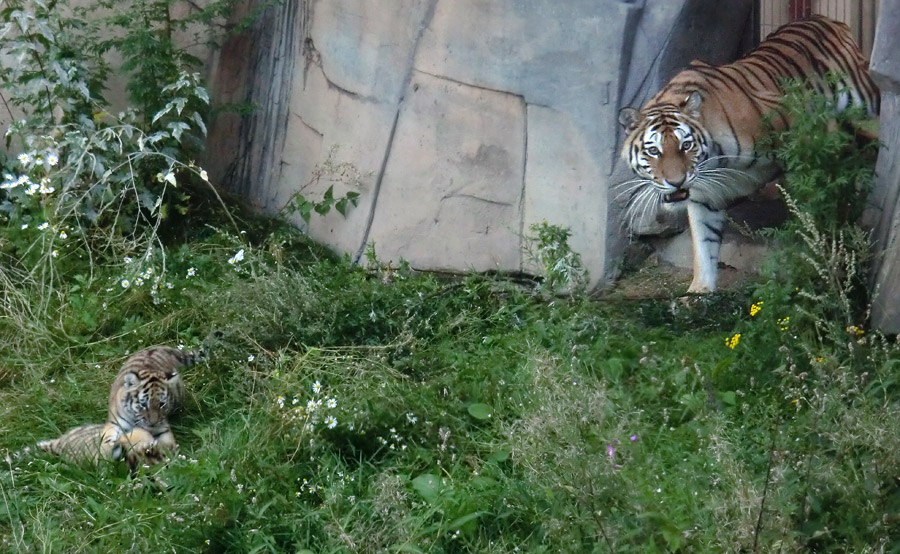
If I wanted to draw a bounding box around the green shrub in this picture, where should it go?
[0,0,232,297]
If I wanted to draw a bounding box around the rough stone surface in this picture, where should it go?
[367,70,525,271]
[869,0,900,95]
[522,105,605,277]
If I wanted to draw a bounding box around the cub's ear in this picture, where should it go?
[123,372,140,388]
[682,91,702,117]
[618,107,639,132]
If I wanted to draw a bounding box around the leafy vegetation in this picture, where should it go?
[0,4,897,552]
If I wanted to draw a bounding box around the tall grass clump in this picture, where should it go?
[707,78,900,551]
[0,0,238,383]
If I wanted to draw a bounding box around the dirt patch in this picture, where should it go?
[604,258,759,300]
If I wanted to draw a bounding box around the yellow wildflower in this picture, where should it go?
[750,301,763,317]
[725,333,741,349]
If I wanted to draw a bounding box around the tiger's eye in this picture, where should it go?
[647,146,661,156]
[681,141,694,151]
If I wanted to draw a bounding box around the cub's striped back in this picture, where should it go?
[35,423,170,470]
[35,423,111,465]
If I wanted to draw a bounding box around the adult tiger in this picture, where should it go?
[617,15,879,293]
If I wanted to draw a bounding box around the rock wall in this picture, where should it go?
[206,0,753,287]
[865,0,900,332]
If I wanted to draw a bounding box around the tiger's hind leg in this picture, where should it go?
[686,202,726,293]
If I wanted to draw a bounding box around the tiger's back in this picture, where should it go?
[35,423,167,469]
[646,15,878,171]
[617,15,879,293]
[35,423,111,465]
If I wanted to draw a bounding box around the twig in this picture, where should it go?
[752,427,778,552]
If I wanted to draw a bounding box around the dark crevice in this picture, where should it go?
[353,0,440,264]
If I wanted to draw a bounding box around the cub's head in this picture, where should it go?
[618,90,708,204]
[110,366,181,431]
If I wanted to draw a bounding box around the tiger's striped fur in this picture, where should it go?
[35,423,167,469]
[617,15,879,293]
[107,345,204,429]
[30,339,217,471]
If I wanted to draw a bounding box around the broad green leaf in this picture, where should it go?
[467,403,492,420]
[410,473,440,503]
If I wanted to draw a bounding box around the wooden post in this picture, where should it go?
[866,0,900,332]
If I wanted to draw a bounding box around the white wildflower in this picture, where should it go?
[228,248,245,264]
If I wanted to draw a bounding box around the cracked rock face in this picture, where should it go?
[369,70,525,272]
[205,0,754,288]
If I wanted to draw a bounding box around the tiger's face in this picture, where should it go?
[110,368,181,432]
[618,92,708,204]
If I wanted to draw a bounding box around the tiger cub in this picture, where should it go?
[35,424,165,468]
[34,343,212,471]
[617,15,879,293]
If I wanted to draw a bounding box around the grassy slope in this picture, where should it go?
[1,216,899,553]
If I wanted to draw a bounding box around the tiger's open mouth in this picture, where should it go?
[664,190,689,203]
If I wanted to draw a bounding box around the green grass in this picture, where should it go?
[1,212,899,553]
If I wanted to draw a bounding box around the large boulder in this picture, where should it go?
[205,0,754,287]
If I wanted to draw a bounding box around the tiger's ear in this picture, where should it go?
[682,91,702,117]
[122,372,140,388]
[618,107,639,132]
